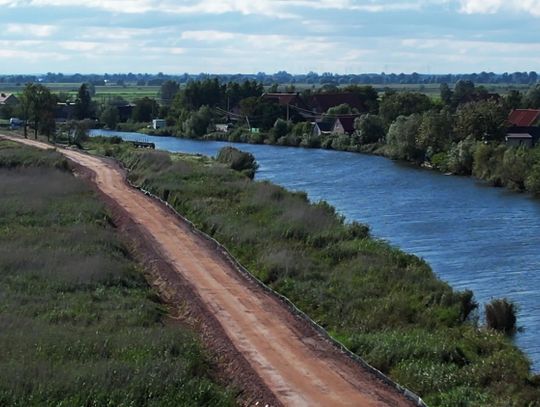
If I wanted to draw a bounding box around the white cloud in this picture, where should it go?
[459,0,540,17]
[6,23,57,37]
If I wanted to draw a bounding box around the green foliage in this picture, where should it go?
[379,91,433,126]
[454,100,507,142]
[88,139,540,406]
[132,97,159,123]
[19,83,57,140]
[100,105,119,129]
[446,136,478,175]
[485,298,517,335]
[182,105,214,138]
[216,146,258,179]
[74,83,94,120]
[386,114,424,161]
[0,144,235,406]
[354,114,385,145]
[524,84,540,108]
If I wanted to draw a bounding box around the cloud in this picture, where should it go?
[6,23,57,37]
[459,0,540,17]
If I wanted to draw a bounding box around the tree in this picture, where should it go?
[132,97,159,122]
[452,80,476,107]
[417,109,454,157]
[440,83,453,106]
[386,114,423,161]
[74,83,93,120]
[182,105,213,138]
[100,106,119,129]
[354,114,385,144]
[343,85,379,113]
[454,100,507,142]
[19,83,57,140]
[524,84,540,108]
[379,92,433,127]
[159,80,180,106]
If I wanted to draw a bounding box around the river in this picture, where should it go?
[91,130,540,371]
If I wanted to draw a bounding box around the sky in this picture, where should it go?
[0,0,539,75]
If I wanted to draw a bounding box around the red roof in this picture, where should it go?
[508,109,540,127]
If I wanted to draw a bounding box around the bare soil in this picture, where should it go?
[2,135,416,407]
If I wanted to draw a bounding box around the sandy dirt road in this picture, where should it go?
[3,135,416,407]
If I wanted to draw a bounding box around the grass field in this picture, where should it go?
[0,82,531,104]
[0,140,235,406]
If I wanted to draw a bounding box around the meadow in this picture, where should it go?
[87,137,540,406]
[0,140,235,406]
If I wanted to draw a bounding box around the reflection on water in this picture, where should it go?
[91,130,540,370]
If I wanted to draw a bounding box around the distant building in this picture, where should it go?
[215,123,231,133]
[312,117,356,137]
[505,109,540,147]
[152,119,166,130]
[312,121,334,137]
[0,93,18,106]
[332,117,355,135]
[55,102,75,122]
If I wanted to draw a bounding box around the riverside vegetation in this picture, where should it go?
[87,137,540,406]
[0,140,235,406]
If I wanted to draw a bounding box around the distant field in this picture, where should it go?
[1,83,160,102]
[0,81,531,102]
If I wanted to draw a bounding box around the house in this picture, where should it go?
[152,119,166,130]
[55,102,76,122]
[215,123,231,133]
[0,93,18,106]
[332,117,355,135]
[505,109,540,147]
[312,120,334,137]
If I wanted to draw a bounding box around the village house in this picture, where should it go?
[152,119,166,129]
[505,109,540,147]
[312,117,356,137]
[0,93,18,106]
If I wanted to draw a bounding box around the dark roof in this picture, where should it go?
[262,93,300,106]
[506,133,533,139]
[336,117,355,134]
[308,93,365,113]
[314,120,334,132]
[508,109,540,127]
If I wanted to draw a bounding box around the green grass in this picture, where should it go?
[86,138,540,406]
[0,140,235,406]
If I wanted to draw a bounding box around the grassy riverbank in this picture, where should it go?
[0,140,235,406]
[87,137,540,406]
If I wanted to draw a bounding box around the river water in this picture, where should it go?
[91,130,540,371]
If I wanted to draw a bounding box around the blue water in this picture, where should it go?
[92,130,540,371]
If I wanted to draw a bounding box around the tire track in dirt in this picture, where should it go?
[3,135,416,407]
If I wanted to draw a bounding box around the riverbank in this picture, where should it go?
[85,136,540,406]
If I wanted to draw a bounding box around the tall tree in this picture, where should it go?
[74,83,93,120]
[159,80,180,107]
[19,83,57,140]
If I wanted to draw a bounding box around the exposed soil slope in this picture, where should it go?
[2,135,415,407]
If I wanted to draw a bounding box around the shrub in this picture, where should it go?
[485,298,517,334]
[216,146,259,179]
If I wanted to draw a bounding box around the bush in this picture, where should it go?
[485,298,517,334]
[216,146,259,179]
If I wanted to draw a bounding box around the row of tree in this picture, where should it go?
[2,70,539,86]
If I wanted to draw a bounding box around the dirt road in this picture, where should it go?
[3,135,417,407]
